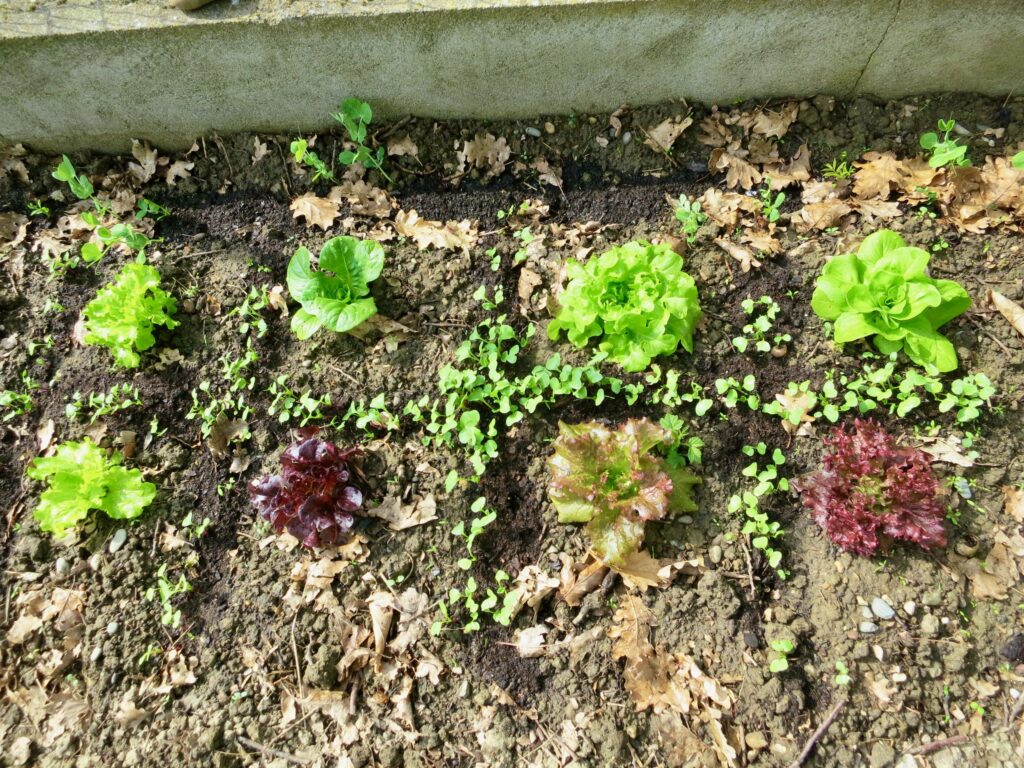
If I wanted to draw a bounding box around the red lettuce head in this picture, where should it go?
[249,430,364,548]
[793,419,947,557]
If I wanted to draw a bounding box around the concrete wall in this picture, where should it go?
[1,0,1022,152]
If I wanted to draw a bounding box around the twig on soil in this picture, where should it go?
[1007,692,1024,728]
[738,536,757,598]
[290,614,305,698]
[236,735,309,765]
[905,733,969,755]
[787,698,846,768]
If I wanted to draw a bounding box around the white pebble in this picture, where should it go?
[55,557,70,577]
[903,600,916,616]
[90,646,103,662]
[871,597,896,621]
[106,622,120,635]
[109,528,128,554]
[525,127,542,138]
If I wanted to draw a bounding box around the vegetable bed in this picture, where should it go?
[1,94,1024,768]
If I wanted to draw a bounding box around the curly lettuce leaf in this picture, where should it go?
[83,263,179,368]
[287,236,384,340]
[811,229,970,371]
[27,439,155,537]
[547,419,700,566]
[547,241,701,373]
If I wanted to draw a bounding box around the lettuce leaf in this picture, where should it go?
[27,439,156,538]
[83,263,179,368]
[287,236,384,340]
[547,241,701,373]
[811,229,970,372]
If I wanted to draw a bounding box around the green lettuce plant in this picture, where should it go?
[83,263,179,368]
[547,241,701,372]
[811,229,971,372]
[547,418,700,565]
[287,235,385,340]
[27,439,156,538]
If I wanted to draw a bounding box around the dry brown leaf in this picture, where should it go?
[740,229,782,255]
[768,143,811,189]
[251,138,269,165]
[793,199,853,232]
[614,550,668,590]
[514,624,550,658]
[367,592,396,666]
[457,133,510,179]
[517,267,543,307]
[854,198,902,223]
[644,116,693,153]
[559,554,609,607]
[989,290,1024,338]
[853,152,905,199]
[531,157,564,191]
[749,103,799,139]
[0,144,29,183]
[916,435,974,467]
[715,238,761,272]
[773,386,817,437]
[1003,485,1024,523]
[709,148,762,190]
[959,530,1021,601]
[113,696,151,726]
[366,495,438,531]
[698,113,732,147]
[290,193,339,230]
[0,211,29,250]
[36,419,55,453]
[165,159,193,187]
[394,209,477,253]
[388,135,418,158]
[389,588,430,656]
[329,181,393,218]
[206,413,248,458]
[129,139,159,183]
[865,672,895,706]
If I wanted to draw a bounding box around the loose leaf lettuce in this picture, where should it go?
[287,236,384,340]
[248,430,365,548]
[793,419,946,556]
[83,263,179,368]
[27,439,156,538]
[811,229,970,372]
[547,241,702,373]
[547,419,700,565]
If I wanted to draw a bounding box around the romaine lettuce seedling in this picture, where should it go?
[547,241,702,373]
[811,229,971,372]
[287,235,385,340]
[26,439,156,538]
[83,263,179,368]
[547,418,700,565]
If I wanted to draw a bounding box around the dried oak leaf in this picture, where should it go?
[853,152,905,200]
[366,495,438,532]
[530,157,564,191]
[709,147,762,190]
[0,212,28,250]
[1003,485,1024,523]
[558,554,609,607]
[792,199,852,232]
[715,237,761,272]
[290,193,339,230]
[644,115,693,154]
[457,133,510,180]
[387,135,418,158]
[394,209,477,253]
[129,139,161,184]
[329,181,393,218]
[767,143,811,189]
[748,102,799,139]
[165,160,194,187]
[853,198,902,223]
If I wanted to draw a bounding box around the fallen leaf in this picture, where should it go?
[613,550,667,590]
[715,237,762,272]
[559,554,609,607]
[36,419,55,453]
[394,209,477,253]
[515,624,550,658]
[390,588,431,656]
[853,152,905,199]
[959,530,1020,601]
[5,614,44,644]
[290,193,339,230]
[367,592,396,666]
[266,284,288,315]
[749,102,799,139]
[0,212,29,249]
[710,148,762,190]
[457,133,510,180]
[644,115,693,153]
[366,495,438,531]
[206,413,248,458]
[251,138,269,165]
[1003,485,1024,523]
[164,160,193,186]
[989,290,1024,338]
[329,181,393,218]
[793,199,853,232]
[865,672,895,707]
[916,435,974,467]
[129,139,159,183]
[517,267,543,306]
[113,696,151,726]
[531,157,563,191]
[388,135,418,158]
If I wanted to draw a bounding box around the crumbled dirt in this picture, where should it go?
[1,94,1024,768]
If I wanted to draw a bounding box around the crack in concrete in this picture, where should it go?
[849,0,904,96]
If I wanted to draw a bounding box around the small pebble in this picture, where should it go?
[860,606,874,620]
[621,131,632,145]
[678,515,693,525]
[708,545,723,564]
[920,614,941,637]
[871,598,896,621]
[859,621,880,634]
[745,732,768,750]
[106,621,120,635]
[525,127,542,138]
[903,600,917,616]
[109,528,128,554]
[90,645,103,662]
[543,121,555,134]
[921,590,942,607]
[55,557,70,577]
[88,554,102,571]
